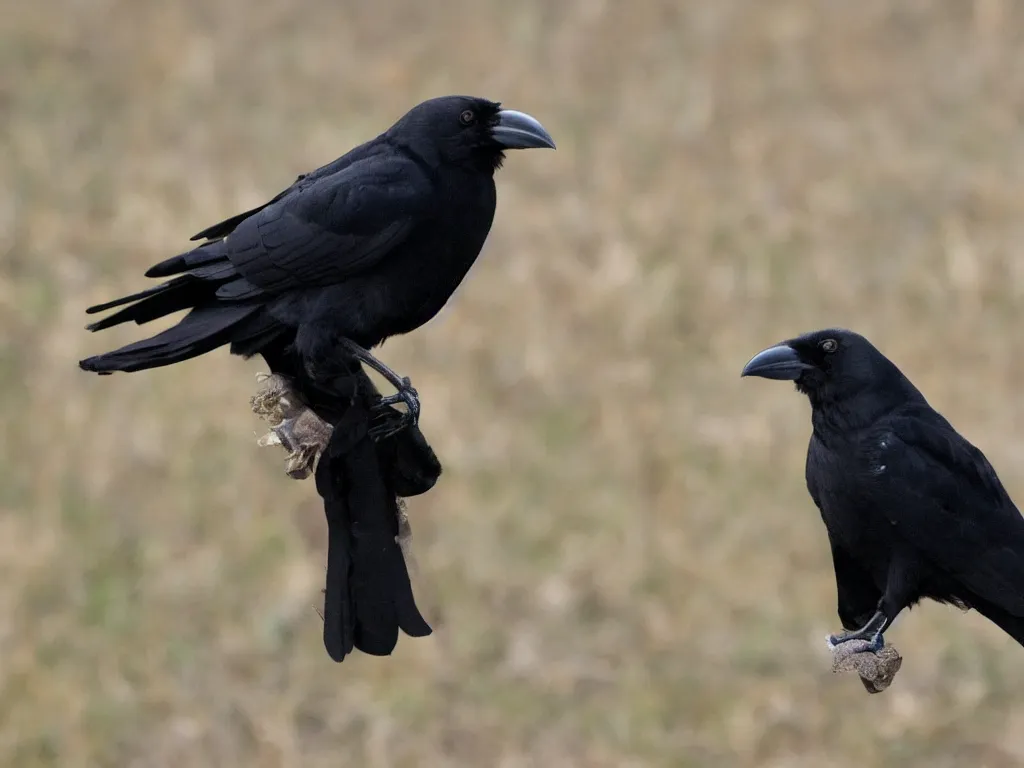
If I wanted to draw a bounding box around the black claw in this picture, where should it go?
[306,337,421,440]
[368,407,415,441]
[370,381,419,441]
[378,384,419,412]
[828,630,885,653]
[828,609,890,652]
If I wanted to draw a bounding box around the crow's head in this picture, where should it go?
[387,95,555,172]
[741,328,918,411]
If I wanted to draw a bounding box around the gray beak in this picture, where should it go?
[492,109,556,150]
[741,344,813,381]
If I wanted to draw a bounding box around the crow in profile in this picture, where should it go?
[742,328,1024,653]
[79,95,555,438]
[77,95,554,661]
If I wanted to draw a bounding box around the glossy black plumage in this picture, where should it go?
[78,96,554,383]
[743,329,1024,657]
[76,95,553,661]
[312,366,440,662]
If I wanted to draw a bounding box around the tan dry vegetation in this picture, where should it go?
[4,0,1024,765]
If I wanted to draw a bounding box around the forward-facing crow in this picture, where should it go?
[79,95,555,438]
[742,329,1024,654]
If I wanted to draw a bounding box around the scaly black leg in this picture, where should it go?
[332,338,420,441]
[828,609,891,653]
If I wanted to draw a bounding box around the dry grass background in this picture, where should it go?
[4,0,1024,765]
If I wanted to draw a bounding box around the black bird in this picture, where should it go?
[78,95,552,662]
[78,95,555,437]
[742,328,1024,653]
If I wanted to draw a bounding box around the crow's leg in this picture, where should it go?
[298,327,420,441]
[828,556,915,652]
[251,373,333,479]
[827,610,890,653]
[332,338,420,441]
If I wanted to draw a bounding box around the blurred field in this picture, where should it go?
[5,0,1024,765]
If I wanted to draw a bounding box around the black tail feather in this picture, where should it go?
[79,304,262,373]
[85,276,190,316]
[85,278,206,332]
[80,237,277,371]
[86,239,241,333]
[86,261,243,333]
[313,372,437,663]
[145,240,230,278]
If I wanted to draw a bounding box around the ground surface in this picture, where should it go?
[5,0,1024,765]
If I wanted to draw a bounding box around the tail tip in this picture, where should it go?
[78,357,112,375]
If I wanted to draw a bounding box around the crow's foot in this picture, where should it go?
[323,339,420,441]
[827,609,889,653]
[370,378,420,441]
[827,629,885,654]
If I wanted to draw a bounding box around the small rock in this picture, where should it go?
[827,636,903,694]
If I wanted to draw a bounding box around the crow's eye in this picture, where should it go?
[459,109,476,126]
[820,338,838,353]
